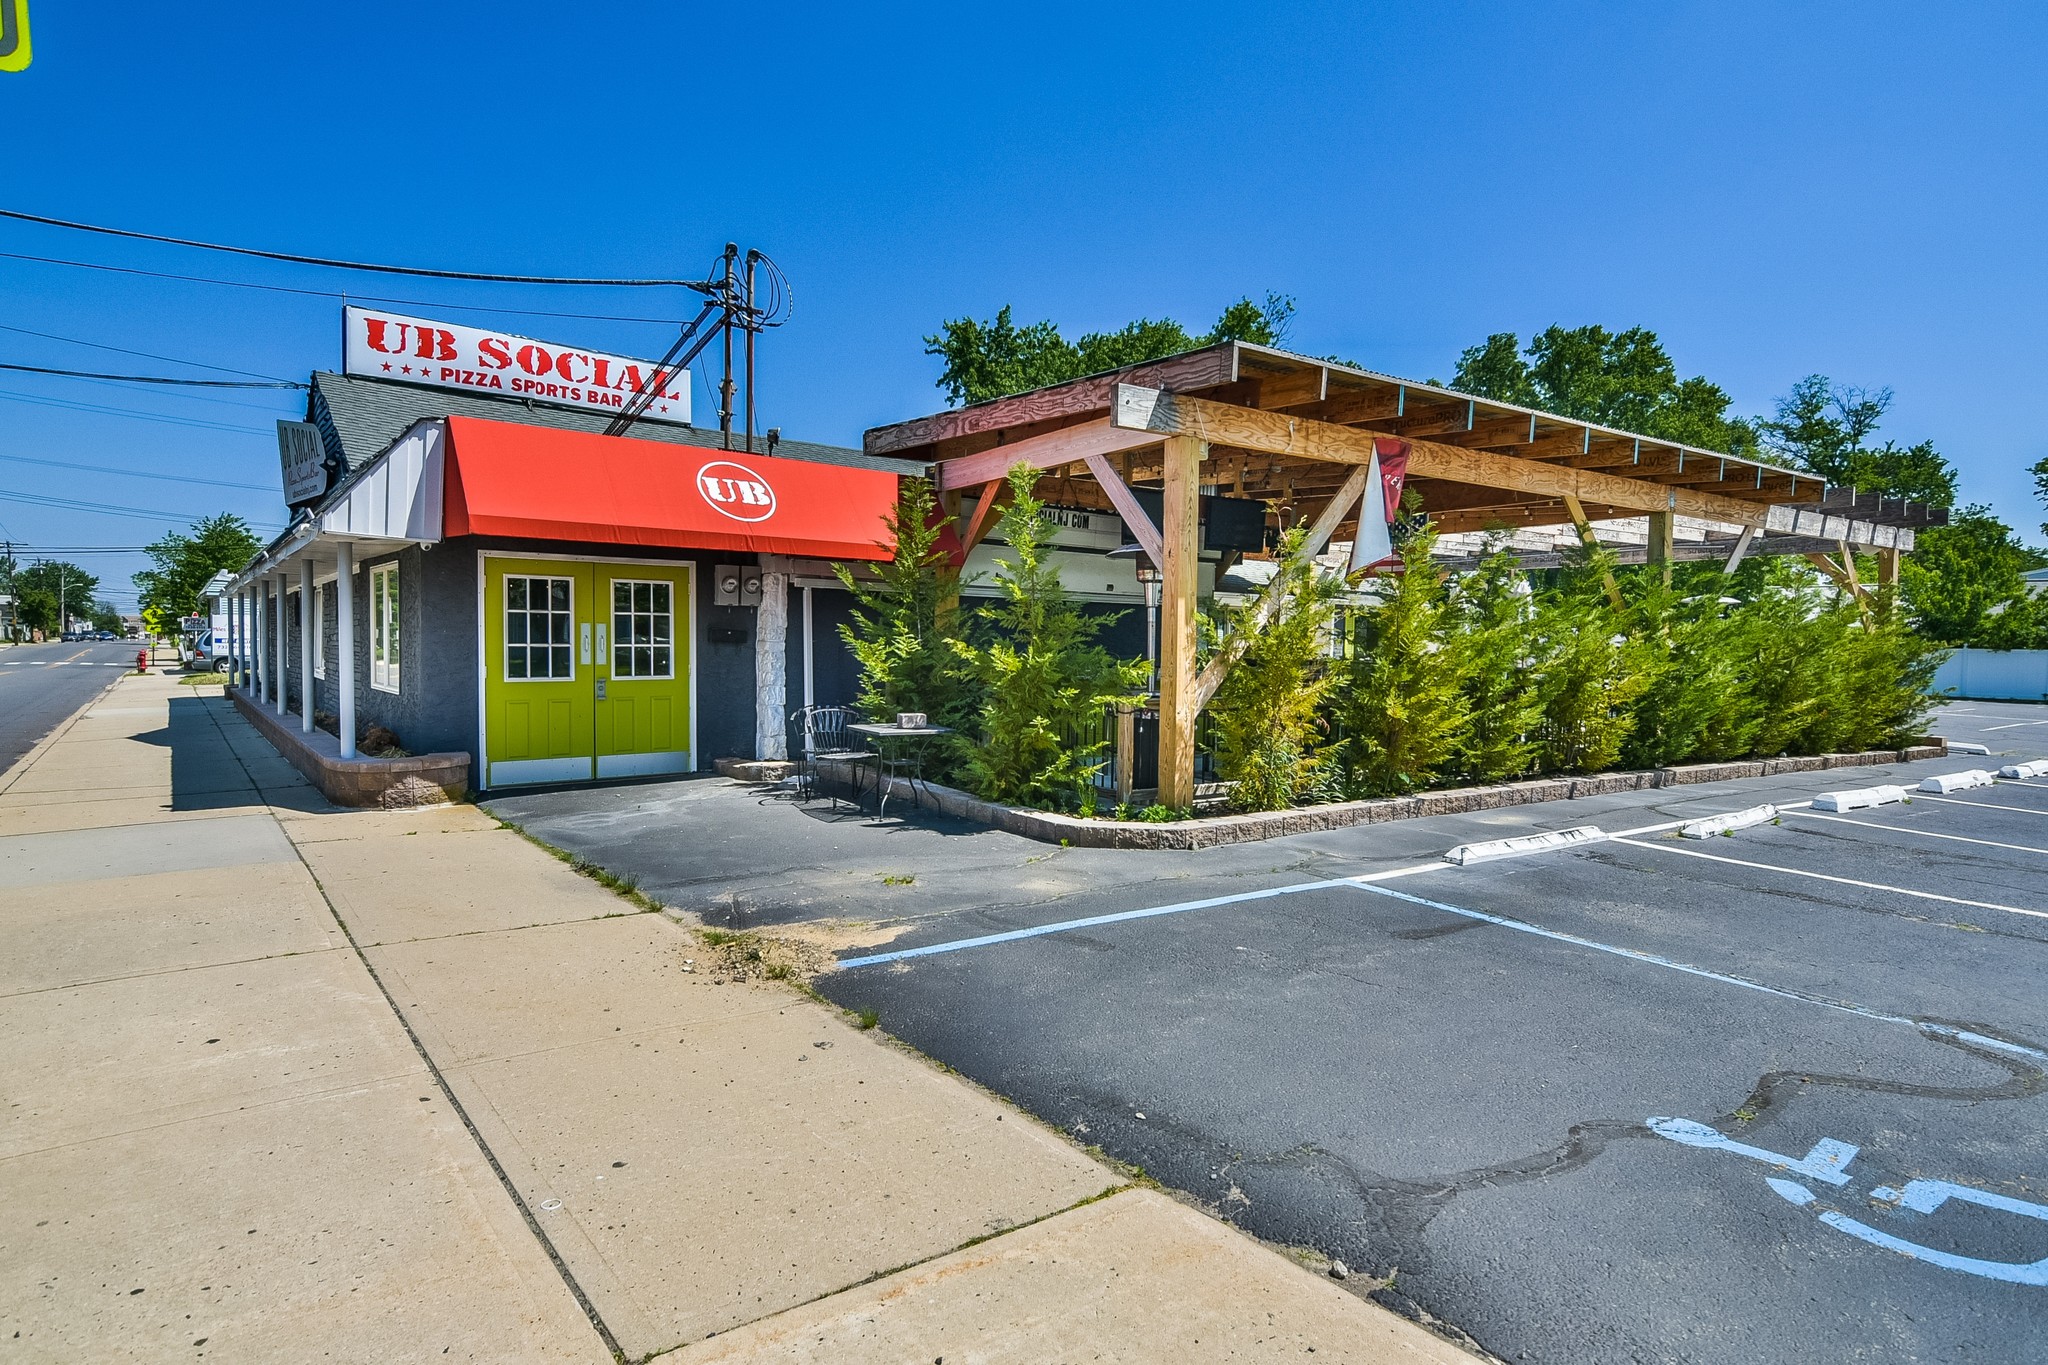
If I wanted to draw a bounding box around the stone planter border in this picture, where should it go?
[231,687,470,809]
[799,741,1949,850]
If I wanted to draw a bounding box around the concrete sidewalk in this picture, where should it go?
[0,672,1469,1363]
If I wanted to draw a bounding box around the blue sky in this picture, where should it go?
[5,2,2045,609]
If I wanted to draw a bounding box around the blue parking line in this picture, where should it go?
[1344,880,2047,1061]
[837,877,1358,968]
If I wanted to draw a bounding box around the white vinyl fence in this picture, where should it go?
[1932,648,2048,702]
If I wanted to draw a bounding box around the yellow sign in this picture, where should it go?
[0,0,29,72]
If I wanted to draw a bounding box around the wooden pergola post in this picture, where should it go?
[1156,434,1204,810]
[1647,509,1674,585]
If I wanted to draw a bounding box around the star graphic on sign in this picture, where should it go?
[401,364,413,375]
[658,404,669,413]
[381,362,393,372]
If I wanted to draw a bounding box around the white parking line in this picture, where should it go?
[1343,880,2046,1060]
[1983,720,2048,731]
[837,861,1446,968]
[1608,836,2048,923]
[1914,793,2048,818]
[1781,808,2048,857]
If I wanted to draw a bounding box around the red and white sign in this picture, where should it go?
[695,461,777,522]
[343,306,691,425]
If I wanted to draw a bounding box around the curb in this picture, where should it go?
[0,664,135,797]
[806,740,1949,850]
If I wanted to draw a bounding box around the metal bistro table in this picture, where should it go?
[846,723,952,823]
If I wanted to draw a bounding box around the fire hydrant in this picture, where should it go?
[136,649,149,673]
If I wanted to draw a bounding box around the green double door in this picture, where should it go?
[482,557,693,787]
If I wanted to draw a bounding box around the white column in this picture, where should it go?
[299,558,315,733]
[273,571,288,715]
[336,543,357,759]
[754,569,788,760]
[253,586,265,698]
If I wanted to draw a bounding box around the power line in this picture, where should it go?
[0,321,291,381]
[0,487,285,528]
[0,209,714,290]
[0,452,276,491]
[0,361,304,389]
[0,250,687,325]
[0,387,276,434]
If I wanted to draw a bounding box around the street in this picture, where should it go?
[494,700,2048,1363]
[0,641,144,774]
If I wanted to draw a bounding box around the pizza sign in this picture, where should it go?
[342,306,691,425]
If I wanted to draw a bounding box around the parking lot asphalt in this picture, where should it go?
[488,699,2048,1363]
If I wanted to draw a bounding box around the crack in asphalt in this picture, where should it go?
[1047,1026,2045,1352]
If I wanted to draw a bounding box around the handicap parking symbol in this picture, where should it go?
[1648,1115,2048,1286]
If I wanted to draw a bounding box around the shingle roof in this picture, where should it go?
[307,372,916,475]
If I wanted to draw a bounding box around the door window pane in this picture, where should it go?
[610,579,675,679]
[505,575,574,681]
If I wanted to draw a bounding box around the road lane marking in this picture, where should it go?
[837,863,1445,969]
[1983,720,2048,731]
[1781,807,2048,857]
[1343,878,2046,1060]
[1608,836,2048,922]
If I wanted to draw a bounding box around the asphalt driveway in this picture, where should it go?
[487,699,2048,1363]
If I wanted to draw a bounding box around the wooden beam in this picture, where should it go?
[932,417,1160,494]
[865,345,1237,455]
[960,480,1005,554]
[1080,450,1163,567]
[1722,523,1757,575]
[1562,494,1627,610]
[1189,464,1372,715]
[1156,435,1204,812]
[1877,546,1901,588]
[1111,386,1779,529]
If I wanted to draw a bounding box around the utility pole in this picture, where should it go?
[743,250,757,452]
[719,242,737,450]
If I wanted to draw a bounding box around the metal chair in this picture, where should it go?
[789,705,875,812]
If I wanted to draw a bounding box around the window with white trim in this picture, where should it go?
[370,563,400,693]
[312,583,326,679]
[505,574,575,680]
[611,579,674,679]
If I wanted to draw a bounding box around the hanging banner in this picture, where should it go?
[342,306,691,425]
[1347,438,1411,574]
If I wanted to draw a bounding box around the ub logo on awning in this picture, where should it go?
[696,461,777,522]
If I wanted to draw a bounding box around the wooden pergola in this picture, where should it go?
[865,342,1947,808]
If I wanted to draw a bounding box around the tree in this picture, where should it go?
[925,293,1295,406]
[1450,325,1758,456]
[14,561,98,633]
[1339,528,1471,796]
[2033,454,2048,540]
[1758,375,1959,506]
[948,466,1150,808]
[1446,543,1543,783]
[1207,528,1343,811]
[834,478,975,741]
[1900,508,2048,648]
[1529,546,1658,773]
[133,513,262,629]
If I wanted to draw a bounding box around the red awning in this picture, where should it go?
[440,416,899,560]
